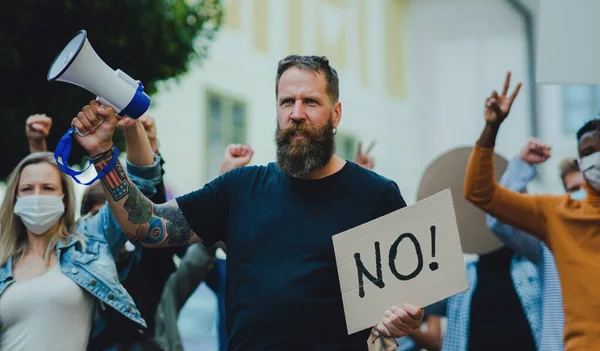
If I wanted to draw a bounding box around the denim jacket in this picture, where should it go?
[0,155,163,340]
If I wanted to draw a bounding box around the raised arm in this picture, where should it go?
[25,114,52,153]
[486,141,547,264]
[219,144,254,175]
[71,101,202,247]
[80,117,169,256]
[464,72,556,242]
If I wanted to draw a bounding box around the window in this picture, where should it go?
[206,91,248,179]
[562,85,600,133]
[336,132,357,161]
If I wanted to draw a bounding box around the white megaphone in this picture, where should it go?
[48,30,150,136]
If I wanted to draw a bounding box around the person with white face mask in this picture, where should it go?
[578,149,600,191]
[463,71,600,351]
[13,193,66,235]
[0,116,163,351]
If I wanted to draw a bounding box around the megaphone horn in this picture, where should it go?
[47,30,150,124]
[48,30,151,186]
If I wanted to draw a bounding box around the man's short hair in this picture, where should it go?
[576,118,600,143]
[80,181,106,216]
[559,157,580,190]
[275,55,339,103]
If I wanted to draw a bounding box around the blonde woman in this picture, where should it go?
[0,119,161,350]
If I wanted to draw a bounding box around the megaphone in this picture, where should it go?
[48,29,151,186]
[48,29,150,125]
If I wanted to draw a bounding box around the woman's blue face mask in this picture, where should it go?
[570,189,587,200]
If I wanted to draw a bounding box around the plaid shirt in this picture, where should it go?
[425,255,542,351]
[486,157,565,351]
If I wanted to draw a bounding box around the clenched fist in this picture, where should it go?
[519,137,551,165]
[219,144,254,175]
[26,114,52,142]
[26,114,53,153]
[72,101,119,157]
[139,115,158,153]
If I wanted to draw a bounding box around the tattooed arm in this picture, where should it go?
[72,102,209,247]
[92,149,201,247]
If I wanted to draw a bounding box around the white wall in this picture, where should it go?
[406,0,530,192]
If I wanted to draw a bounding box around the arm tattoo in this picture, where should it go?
[94,157,152,223]
[94,158,130,202]
[154,202,194,245]
[137,217,167,245]
[124,184,153,224]
[94,157,194,246]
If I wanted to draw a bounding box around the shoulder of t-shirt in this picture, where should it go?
[344,161,398,190]
[219,163,278,184]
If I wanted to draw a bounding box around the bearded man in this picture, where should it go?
[70,55,424,351]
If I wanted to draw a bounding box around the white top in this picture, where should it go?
[0,265,94,351]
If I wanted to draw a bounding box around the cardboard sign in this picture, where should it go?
[417,147,509,254]
[537,0,600,84]
[332,189,468,335]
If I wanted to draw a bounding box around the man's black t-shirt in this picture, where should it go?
[176,161,406,351]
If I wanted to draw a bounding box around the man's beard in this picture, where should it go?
[275,116,336,177]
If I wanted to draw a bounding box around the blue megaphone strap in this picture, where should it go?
[54,128,119,185]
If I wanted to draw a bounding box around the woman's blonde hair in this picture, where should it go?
[0,152,81,267]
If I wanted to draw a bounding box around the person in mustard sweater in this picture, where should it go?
[463,71,600,351]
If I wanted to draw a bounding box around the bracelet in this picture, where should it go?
[91,145,115,163]
[92,145,120,182]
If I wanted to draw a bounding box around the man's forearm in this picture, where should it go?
[477,123,500,148]
[92,150,199,247]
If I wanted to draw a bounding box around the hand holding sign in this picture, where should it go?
[375,303,424,338]
[333,189,468,335]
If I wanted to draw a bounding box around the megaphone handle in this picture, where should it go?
[73,118,105,137]
[70,96,116,137]
[96,96,121,114]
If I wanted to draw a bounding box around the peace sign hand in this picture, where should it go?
[355,141,375,170]
[485,72,522,126]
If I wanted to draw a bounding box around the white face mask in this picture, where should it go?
[579,152,600,191]
[13,195,65,235]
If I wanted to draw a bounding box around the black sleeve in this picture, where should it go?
[175,174,231,246]
[377,181,407,217]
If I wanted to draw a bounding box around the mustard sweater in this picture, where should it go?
[464,145,600,350]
